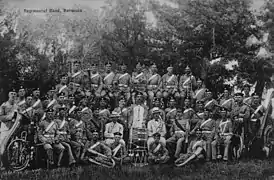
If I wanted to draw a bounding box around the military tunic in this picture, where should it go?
[162,74,178,94]
[132,71,147,93]
[179,74,196,91]
[148,142,169,164]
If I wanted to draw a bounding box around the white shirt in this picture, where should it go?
[147,119,166,137]
[132,105,144,128]
[104,122,124,138]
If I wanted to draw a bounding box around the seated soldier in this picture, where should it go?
[167,108,190,158]
[148,132,170,164]
[69,109,86,163]
[211,108,233,161]
[147,108,166,149]
[86,130,112,164]
[55,106,76,166]
[109,132,128,163]
[175,128,206,167]
[38,108,65,167]
[104,112,125,146]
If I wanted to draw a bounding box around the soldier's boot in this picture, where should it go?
[216,145,222,159]
[46,149,54,168]
[57,148,64,167]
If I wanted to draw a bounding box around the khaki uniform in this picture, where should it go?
[70,71,85,85]
[179,74,196,98]
[165,107,177,135]
[43,98,58,110]
[110,140,127,162]
[56,84,69,97]
[230,102,250,145]
[249,103,265,141]
[147,73,162,104]
[85,140,112,158]
[148,142,169,164]
[162,74,179,99]
[56,118,76,165]
[101,71,116,97]
[211,119,233,160]
[16,98,27,112]
[88,72,103,97]
[38,119,65,166]
[132,71,148,100]
[193,88,206,102]
[167,113,190,157]
[243,96,253,106]
[113,72,131,102]
[98,108,111,125]
[199,118,216,160]
[69,118,86,161]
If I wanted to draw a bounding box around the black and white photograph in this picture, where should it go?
[0,0,273,179]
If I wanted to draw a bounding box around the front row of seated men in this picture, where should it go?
[38,105,234,167]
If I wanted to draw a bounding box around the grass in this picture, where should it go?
[1,160,274,180]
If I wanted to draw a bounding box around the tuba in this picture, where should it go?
[88,148,115,168]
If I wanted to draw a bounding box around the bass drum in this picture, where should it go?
[6,139,30,171]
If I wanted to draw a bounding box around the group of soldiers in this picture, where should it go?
[0,60,271,168]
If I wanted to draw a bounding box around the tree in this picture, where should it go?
[101,0,149,72]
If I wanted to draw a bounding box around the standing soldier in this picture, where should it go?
[56,74,69,97]
[248,93,265,153]
[230,92,250,155]
[101,62,115,102]
[162,66,179,105]
[131,62,148,104]
[38,108,65,167]
[242,84,252,105]
[147,63,162,108]
[179,66,197,92]
[199,109,215,161]
[179,66,197,106]
[86,63,103,99]
[193,79,206,102]
[0,88,19,165]
[211,108,233,161]
[91,108,105,137]
[55,106,76,166]
[189,101,204,140]
[148,132,170,164]
[113,63,131,105]
[69,60,84,86]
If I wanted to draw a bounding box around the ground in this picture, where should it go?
[1,160,274,180]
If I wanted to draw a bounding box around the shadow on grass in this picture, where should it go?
[1,160,274,180]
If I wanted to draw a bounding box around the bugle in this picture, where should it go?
[88,149,115,168]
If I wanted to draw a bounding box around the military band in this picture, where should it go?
[0,62,272,169]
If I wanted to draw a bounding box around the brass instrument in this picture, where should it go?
[87,148,115,168]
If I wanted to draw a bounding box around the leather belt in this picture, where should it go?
[58,131,67,135]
